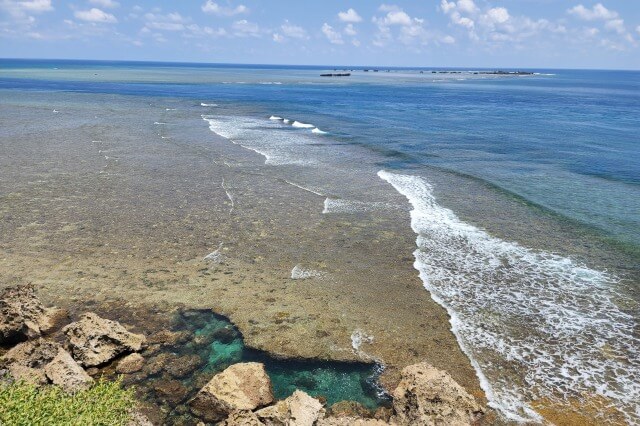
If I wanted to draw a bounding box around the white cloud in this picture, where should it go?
[457,0,477,14]
[321,22,343,44]
[441,34,455,44]
[142,12,188,32]
[605,18,625,34]
[338,8,362,23]
[280,20,307,39]
[89,0,119,9]
[0,0,52,18]
[344,23,357,36]
[637,25,640,34]
[568,3,618,21]
[74,8,117,23]
[232,19,260,37]
[272,32,284,42]
[372,7,433,46]
[485,7,509,25]
[201,1,247,17]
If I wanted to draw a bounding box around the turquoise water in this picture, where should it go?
[172,310,388,410]
[1,59,639,423]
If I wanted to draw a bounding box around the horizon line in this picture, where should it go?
[1,56,638,72]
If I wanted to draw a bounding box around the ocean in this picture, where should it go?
[1,59,638,423]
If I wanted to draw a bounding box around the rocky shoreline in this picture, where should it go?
[1,285,486,425]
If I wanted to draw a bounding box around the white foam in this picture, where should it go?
[153,121,166,125]
[378,170,640,423]
[290,264,325,280]
[200,103,218,107]
[204,243,224,264]
[165,108,177,111]
[283,119,290,123]
[269,116,283,120]
[312,128,327,134]
[52,109,59,113]
[201,115,318,167]
[292,121,315,128]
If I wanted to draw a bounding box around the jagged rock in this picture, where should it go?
[146,330,191,347]
[392,363,484,426]
[1,338,60,385]
[374,407,394,422]
[317,418,392,425]
[165,354,203,378]
[63,313,146,367]
[116,353,145,374]
[189,362,274,423]
[0,285,68,345]
[256,390,325,426]
[329,400,372,418]
[221,410,265,426]
[44,348,93,392]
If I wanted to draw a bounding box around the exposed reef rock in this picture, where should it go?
[1,338,92,392]
[43,348,94,392]
[256,390,325,426]
[190,362,274,422]
[0,285,67,345]
[392,362,484,426]
[63,312,146,367]
[116,353,145,374]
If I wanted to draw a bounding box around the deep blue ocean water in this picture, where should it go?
[1,59,639,423]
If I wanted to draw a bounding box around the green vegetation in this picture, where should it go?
[0,379,136,426]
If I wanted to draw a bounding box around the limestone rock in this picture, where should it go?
[392,363,484,426]
[0,285,67,345]
[221,410,265,426]
[2,338,60,385]
[165,354,203,378]
[63,313,146,367]
[329,400,372,418]
[44,348,93,392]
[190,362,274,422]
[256,390,325,426]
[317,418,393,426]
[146,330,191,347]
[153,379,188,405]
[116,353,145,374]
[128,411,154,426]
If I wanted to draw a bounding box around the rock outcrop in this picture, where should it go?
[1,338,61,385]
[256,390,325,426]
[221,410,265,426]
[44,348,94,392]
[392,362,483,426]
[317,418,393,426]
[63,312,146,367]
[116,353,145,374]
[190,362,274,422]
[0,285,67,345]
[2,338,93,392]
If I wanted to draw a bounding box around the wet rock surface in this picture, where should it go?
[256,389,325,426]
[116,353,145,374]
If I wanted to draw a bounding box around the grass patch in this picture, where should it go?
[0,378,136,426]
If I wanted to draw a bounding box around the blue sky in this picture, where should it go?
[1,0,639,69]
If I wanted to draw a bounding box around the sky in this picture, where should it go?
[1,0,639,69]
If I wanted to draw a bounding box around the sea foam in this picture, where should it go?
[378,170,640,423]
[292,121,315,128]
